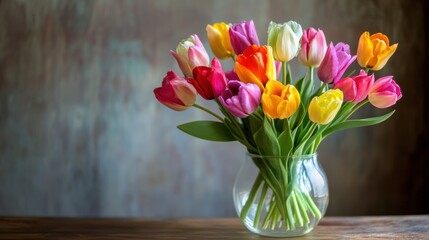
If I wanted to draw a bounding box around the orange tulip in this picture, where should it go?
[262,80,300,119]
[235,45,276,91]
[357,32,398,71]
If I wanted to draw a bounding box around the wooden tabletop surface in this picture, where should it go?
[0,215,428,239]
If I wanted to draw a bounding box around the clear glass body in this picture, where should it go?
[233,153,329,237]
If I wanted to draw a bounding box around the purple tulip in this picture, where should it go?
[218,80,261,118]
[318,42,357,84]
[229,20,260,55]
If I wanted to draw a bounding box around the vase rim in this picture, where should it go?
[246,152,317,159]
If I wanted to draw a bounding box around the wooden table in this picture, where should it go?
[0,215,428,239]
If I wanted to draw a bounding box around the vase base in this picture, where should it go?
[242,217,317,237]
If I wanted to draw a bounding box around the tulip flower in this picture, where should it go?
[298,28,327,67]
[308,89,343,125]
[368,76,402,108]
[268,21,303,62]
[171,34,210,78]
[218,80,261,118]
[229,20,260,55]
[318,42,357,84]
[188,58,227,100]
[206,22,234,59]
[154,71,197,111]
[357,32,398,71]
[262,80,300,119]
[334,70,374,103]
[235,45,276,91]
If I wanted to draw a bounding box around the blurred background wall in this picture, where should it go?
[0,0,428,217]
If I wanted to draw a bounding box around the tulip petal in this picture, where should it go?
[371,43,398,71]
[357,32,374,68]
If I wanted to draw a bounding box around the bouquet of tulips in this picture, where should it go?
[154,20,401,231]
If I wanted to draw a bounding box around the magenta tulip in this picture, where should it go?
[154,71,197,111]
[368,76,402,108]
[188,58,227,100]
[229,20,260,55]
[171,34,210,78]
[218,80,261,118]
[318,42,357,84]
[334,70,374,103]
[298,28,327,67]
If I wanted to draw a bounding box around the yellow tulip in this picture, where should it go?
[308,89,343,125]
[206,22,234,59]
[262,80,300,119]
[357,32,398,71]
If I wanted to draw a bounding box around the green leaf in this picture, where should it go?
[253,117,280,156]
[177,121,235,142]
[294,75,306,93]
[278,120,293,157]
[322,110,395,138]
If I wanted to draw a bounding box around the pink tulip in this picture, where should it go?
[318,42,357,84]
[188,58,227,100]
[368,76,402,108]
[298,28,327,67]
[229,20,260,55]
[154,71,197,111]
[334,70,374,103]
[171,34,210,78]
[218,80,261,118]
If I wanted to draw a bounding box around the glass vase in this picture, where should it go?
[233,153,328,237]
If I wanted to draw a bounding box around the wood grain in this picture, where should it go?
[0,216,428,239]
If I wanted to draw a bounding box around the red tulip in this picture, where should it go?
[188,58,227,100]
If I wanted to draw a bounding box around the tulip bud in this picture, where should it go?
[154,71,197,111]
[262,80,300,119]
[357,32,398,71]
[308,89,343,125]
[229,20,260,55]
[298,28,328,67]
[188,58,227,100]
[218,80,261,118]
[318,42,357,84]
[206,22,234,59]
[268,21,303,62]
[368,76,402,108]
[334,70,374,103]
[171,34,210,78]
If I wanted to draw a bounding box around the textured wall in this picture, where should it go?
[0,0,427,217]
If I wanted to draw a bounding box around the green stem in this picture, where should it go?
[239,174,263,221]
[291,190,304,227]
[296,191,310,224]
[282,62,288,85]
[253,183,268,228]
[286,194,296,229]
[192,103,224,122]
[304,193,322,219]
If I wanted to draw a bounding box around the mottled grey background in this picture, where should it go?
[0,0,428,217]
